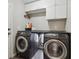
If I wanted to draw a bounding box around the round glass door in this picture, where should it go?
[16,36,28,53]
[44,39,67,59]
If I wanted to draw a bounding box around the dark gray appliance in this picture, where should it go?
[31,30,71,59]
[15,30,71,59]
[15,31,31,59]
[43,31,71,59]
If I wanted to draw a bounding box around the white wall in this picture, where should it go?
[13,0,27,31]
[8,0,27,58]
[30,12,49,30]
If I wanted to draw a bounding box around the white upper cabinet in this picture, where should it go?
[45,0,55,20]
[65,0,71,32]
[55,0,67,19]
[56,5,66,19]
[25,0,67,19]
[67,5,71,18]
[46,6,55,19]
[45,0,55,7]
[46,5,67,19]
[67,0,71,18]
[46,0,67,19]
[56,0,66,5]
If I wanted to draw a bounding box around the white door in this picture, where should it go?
[8,2,14,58]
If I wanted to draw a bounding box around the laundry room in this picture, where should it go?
[8,0,71,59]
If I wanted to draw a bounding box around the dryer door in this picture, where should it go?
[44,39,67,59]
[16,36,28,53]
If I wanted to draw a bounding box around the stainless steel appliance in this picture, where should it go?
[30,33,43,59]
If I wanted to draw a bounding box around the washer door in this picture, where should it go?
[16,36,28,53]
[44,39,67,59]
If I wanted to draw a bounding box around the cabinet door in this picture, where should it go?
[56,0,66,5]
[45,0,55,7]
[67,5,71,18]
[46,6,55,19]
[67,0,71,18]
[56,5,66,18]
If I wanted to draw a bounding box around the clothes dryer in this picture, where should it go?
[15,31,31,59]
[43,32,71,59]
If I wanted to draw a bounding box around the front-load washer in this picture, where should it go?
[15,31,31,59]
[43,31,71,59]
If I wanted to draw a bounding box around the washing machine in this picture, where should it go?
[15,31,31,59]
[43,31,71,59]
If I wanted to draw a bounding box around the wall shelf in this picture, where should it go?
[25,8,46,14]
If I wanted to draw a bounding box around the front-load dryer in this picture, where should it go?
[43,32,71,59]
[15,31,31,59]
